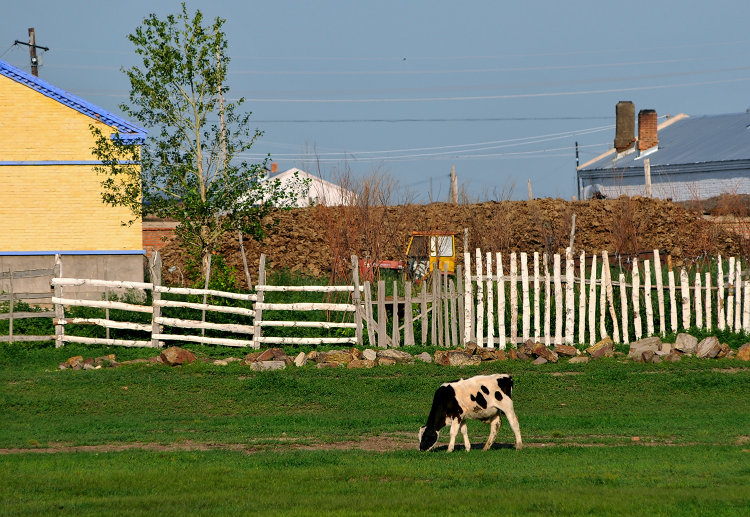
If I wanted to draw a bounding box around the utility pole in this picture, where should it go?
[450,165,458,203]
[14,28,50,77]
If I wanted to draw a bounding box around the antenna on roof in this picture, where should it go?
[13,28,50,77]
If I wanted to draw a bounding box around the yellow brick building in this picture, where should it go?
[0,59,147,290]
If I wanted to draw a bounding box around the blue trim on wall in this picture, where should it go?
[0,59,147,139]
[0,251,146,256]
[0,161,140,166]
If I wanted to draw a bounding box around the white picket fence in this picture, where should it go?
[463,248,746,349]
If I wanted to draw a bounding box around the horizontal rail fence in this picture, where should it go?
[253,254,362,347]
[51,252,257,349]
[363,264,464,348]
[463,248,749,349]
[0,266,56,343]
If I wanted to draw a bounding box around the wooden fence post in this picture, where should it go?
[351,255,363,346]
[510,252,518,346]
[695,270,703,329]
[717,255,725,331]
[475,249,484,347]
[521,252,530,343]
[654,250,666,336]
[444,263,451,348]
[553,253,562,345]
[667,256,677,333]
[564,248,574,345]
[463,251,472,344]
[543,253,551,347]
[578,251,586,345]
[602,251,620,343]
[533,252,540,343]
[149,251,163,348]
[680,266,690,330]
[449,279,458,349]
[254,254,266,349]
[420,281,428,345]
[497,253,506,350]
[364,281,376,346]
[705,271,712,331]
[735,260,742,332]
[486,253,494,348]
[377,280,387,348]
[727,257,735,331]
[53,254,64,348]
[392,280,400,348]
[8,267,13,343]
[619,270,629,344]
[588,252,597,345]
[644,259,654,336]
[404,281,414,347]
[457,264,465,347]
[632,257,642,340]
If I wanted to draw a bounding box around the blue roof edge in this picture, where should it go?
[0,59,147,139]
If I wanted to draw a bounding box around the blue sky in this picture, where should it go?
[2,1,749,202]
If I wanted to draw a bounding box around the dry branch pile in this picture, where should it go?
[160,197,744,286]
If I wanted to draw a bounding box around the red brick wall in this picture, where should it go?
[142,221,177,256]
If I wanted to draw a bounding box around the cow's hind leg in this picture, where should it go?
[483,415,501,451]
[460,420,471,452]
[499,399,523,449]
[447,419,461,452]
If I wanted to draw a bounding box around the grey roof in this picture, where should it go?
[579,111,750,174]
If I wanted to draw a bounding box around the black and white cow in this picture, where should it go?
[418,374,522,452]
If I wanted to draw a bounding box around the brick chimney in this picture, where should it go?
[271,163,278,173]
[614,101,636,153]
[638,109,658,151]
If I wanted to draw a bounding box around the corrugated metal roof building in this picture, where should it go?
[577,102,750,201]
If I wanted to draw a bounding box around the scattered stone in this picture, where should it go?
[242,351,263,364]
[568,356,590,364]
[737,343,750,361]
[520,339,536,357]
[362,349,377,361]
[658,342,673,356]
[674,333,698,355]
[250,360,286,371]
[532,357,548,365]
[415,352,433,363]
[554,344,579,357]
[159,346,197,366]
[325,350,354,365]
[349,348,362,360]
[257,348,287,362]
[376,349,414,364]
[697,336,721,358]
[213,359,228,366]
[348,359,376,369]
[532,342,559,363]
[435,349,480,366]
[641,350,656,363]
[315,362,340,368]
[65,356,84,369]
[663,351,683,363]
[224,357,242,363]
[294,352,307,367]
[94,354,117,367]
[477,348,506,361]
[717,343,732,359]
[628,337,661,359]
[587,336,614,359]
[464,341,478,355]
[306,350,322,363]
[377,357,397,366]
[508,349,518,361]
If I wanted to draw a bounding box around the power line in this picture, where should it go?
[252,116,612,123]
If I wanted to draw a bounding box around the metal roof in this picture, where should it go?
[579,111,750,173]
[0,59,146,140]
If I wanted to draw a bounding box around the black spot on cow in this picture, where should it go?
[481,385,489,395]
[419,428,439,451]
[495,391,503,401]
[470,391,488,409]
[497,376,513,398]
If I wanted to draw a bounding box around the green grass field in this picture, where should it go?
[1,344,749,516]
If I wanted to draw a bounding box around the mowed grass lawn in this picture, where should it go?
[1,344,749,516]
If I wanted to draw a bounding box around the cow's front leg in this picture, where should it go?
[483,415,501,451]
[447,418,461,452]
[460,421,471,452]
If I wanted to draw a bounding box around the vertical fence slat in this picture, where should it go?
[632,257,642,340]
[553,253,562,346]
[579,251,586,345]
[510,252,518,347]
[150,252,163,349]
[486,253,494,348]
[435,272,443,348]
[463,251,472,344]
[694,270,702,330]
[602,251,620,343]
[475,249,484,347]
[588,253,597,345]
[680,266,690,330]
[364,281,376,346]
[351,255,363,346]
[705,271,712,331]
[599,254,607,341]
[644,259,654,336]
[392,281,400,348]
[404,281,414,346]
[744,280,750,333]
[619,270,629,344]
[564,248,574,345]
[497,253,506,349]
[717,256,725,331]
[735,259,742,332]
[533,252,540,343]
[53,255,64,348]
[521,252,530,343]
[420,282,428,345]
[654,250,666,336]
[377,280,387,348]
[457,264,465,347]
[450,279,459,348]
[8,268,13,342]
[544,253,551,347]
[667,257,678,333]
[444,264,451,348]
[727,257,735,331]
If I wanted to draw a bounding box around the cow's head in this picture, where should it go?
[418,426,439,451]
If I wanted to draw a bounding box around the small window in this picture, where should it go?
[437,235,453,257]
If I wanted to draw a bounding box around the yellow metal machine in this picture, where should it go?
[405,231,456,281]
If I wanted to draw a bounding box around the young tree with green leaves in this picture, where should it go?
[91,3,307,281]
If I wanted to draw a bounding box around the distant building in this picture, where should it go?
[577,102,750,201]
[0,59,146,297]
[266,167,355,207]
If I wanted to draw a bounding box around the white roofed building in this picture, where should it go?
[267,167,355,207]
